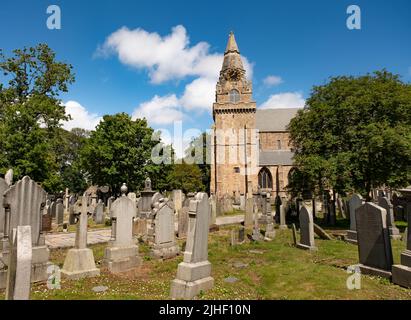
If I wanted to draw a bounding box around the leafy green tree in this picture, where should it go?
[80,113,165,193]
[184,132,211,192]
[289,70,411,200]
[0,44,75,191]
[167,162,205,193]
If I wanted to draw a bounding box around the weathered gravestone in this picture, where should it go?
[41,200,52,232]
[0,176,50,289]
[296,206,317,251]
[138,177,156,218]
[103,185,141,273]
[279,204,287,230]
[231,226,245,246]
[127,192,137,204]
[392,188,411,288]
[209,194,217,229]
[252,201,263,241]
[61,195,100,279]
[49,201,57,219]
[4,169,13,187]
[172,190,183,215]
[239,194,245,211]
[170,193,214,299]
[150,199,180,259]
[56,199,64,225]
[244,196,254,227]
[356,202,393,279]
[346,194,364,244]
[258,192,270,225]
[5,226,32,300]
[94,199,105,225]
[177,206,189,239]
[0,178,8,237]
[378,197,401,240]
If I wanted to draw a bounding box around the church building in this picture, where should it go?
[210,32,299,199]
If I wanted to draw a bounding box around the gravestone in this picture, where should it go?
[252,201,263,241]
[378,197,401,240]
[61,195,100,279]
[172,190,183,214]
[5,169,13,186]
[103,184,141,273]
[107,196,115,213]
[239,194,245,211]
[150,199,180,259]
[244,197,254,228]
[346,194,364,244]
[68,205,76,225]
[177,207,189,239]
[392,188,411,288]
[297,206,317,251]
[170,193,214,299]
[279,204,287,230]
[41,200,52,232]
[231,226,245,246]
[49,201,57,219]
[5,226,32,300]
[0,176,50,289]
[0,178,9,236]
[56,199,64,225]
[258,192,270,225]
[356,202,393,278]
[291,224,298,246]
[133,217,147,239]
[138,177,156,218]
[94,200,105,225]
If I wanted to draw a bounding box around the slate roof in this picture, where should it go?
[256,108,300,132]
[259,150,294,166]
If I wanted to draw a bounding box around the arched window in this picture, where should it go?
[229,89,240,103]
[258,167,273,190]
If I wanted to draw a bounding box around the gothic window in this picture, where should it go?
[258,167,273,190]
[229,89,240,103]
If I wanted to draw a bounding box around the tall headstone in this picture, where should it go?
[103,184,141,273]
[94,199,105,225]
[279,204,287,230]
[172,190,183,214]
[5,226,32,300]
[177,207,189,239]
[0,176,50,289]
[61,195,100,279]
[41,200,52,232]
[4,169,13,187]
[50,201,57,219]
[297,206,317,251]
[244,196,254,227]
[252,201,263,241]
[150,199,180,259]
[64,188,69,214]
[0,178,8,237]
[346,194,364,244]
[392,188,411,288]
[138,177,156,218]
[170,193,214,299]
[56,199,64,225]
[356,202,393,278]
[239,194,246,211]
[378,197,401,240]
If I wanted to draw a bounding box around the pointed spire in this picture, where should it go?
[221,31,244,73]
[225,31,240,54]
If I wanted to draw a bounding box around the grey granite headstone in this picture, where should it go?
[56,199,64,225]
[378,197,401,240]
[177,206,189,239]
[5,226,32,300]
[355,202,393,278]
[297,206,317,251]
[103,185,141,273]
[244,196,253,227]
[94,200,105,225]
[0,176,50,289]
[170,193,214,299]
[150,199,179,259]
[346,194,364,244]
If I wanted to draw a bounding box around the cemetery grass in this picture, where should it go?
[2,226,411,300]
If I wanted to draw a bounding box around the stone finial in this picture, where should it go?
[121,183,128,196]
[144,177,152,190]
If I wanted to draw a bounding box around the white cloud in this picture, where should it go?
[260,92,305,109]
[62,101,102,131]
[99,25,255,119]
[263,75,283,87]
[132,94,184,125]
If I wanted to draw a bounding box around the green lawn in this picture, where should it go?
[1,225,410,300]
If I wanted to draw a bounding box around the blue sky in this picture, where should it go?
[1,0,411,155]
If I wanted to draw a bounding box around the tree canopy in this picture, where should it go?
[288,70,411,200]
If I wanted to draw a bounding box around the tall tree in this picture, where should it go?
[167,162,205,194]
[289,70,411,200]
[0,44,74,191]
[80,113,165,193]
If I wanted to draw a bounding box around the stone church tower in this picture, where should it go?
[210,32,258,199]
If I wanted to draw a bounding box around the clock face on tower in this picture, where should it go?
[225,68,241,81]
